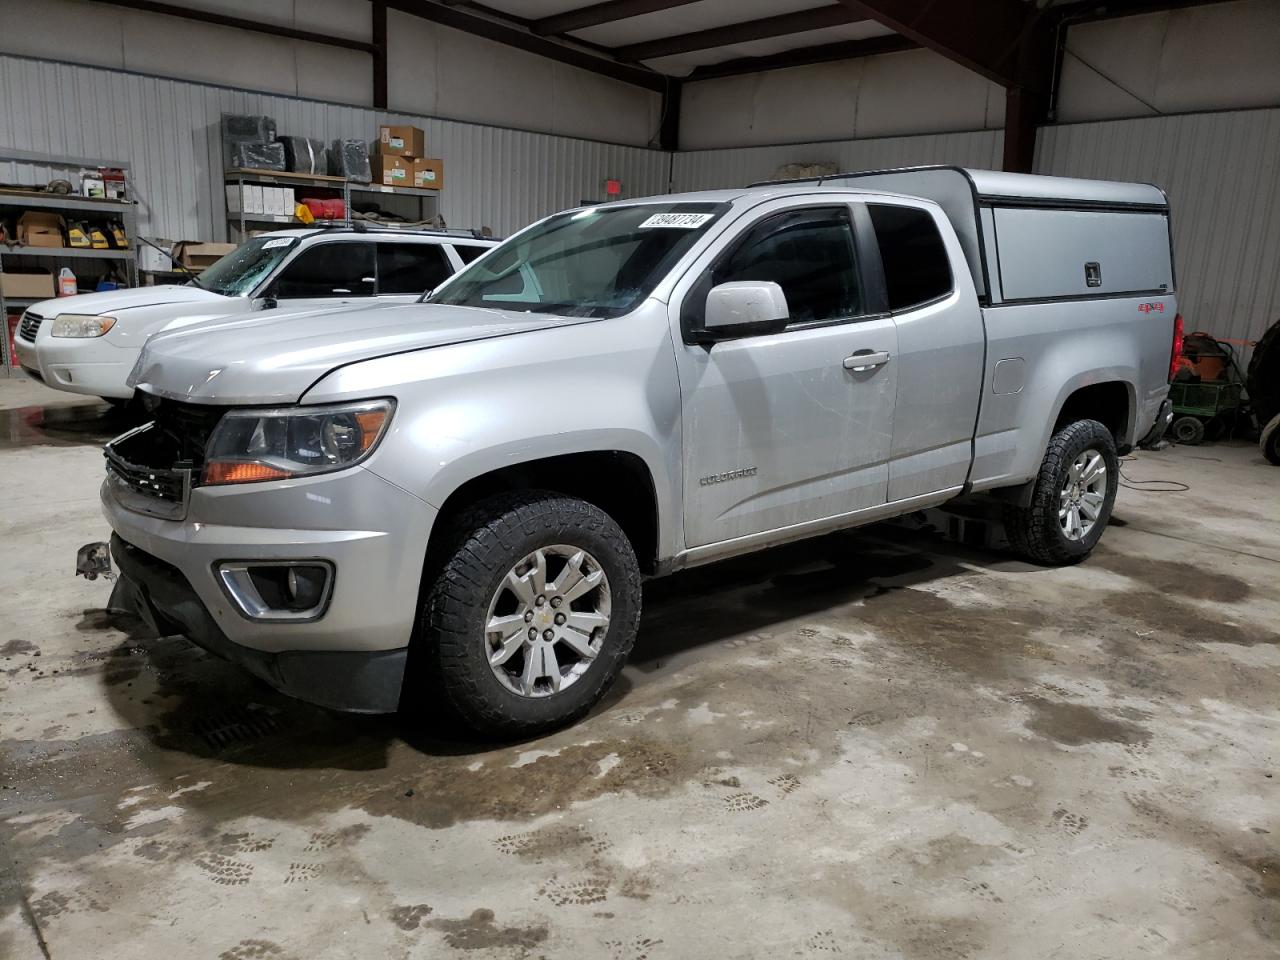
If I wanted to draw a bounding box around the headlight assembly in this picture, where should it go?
[202,399,395,485]
[51,314,117,338]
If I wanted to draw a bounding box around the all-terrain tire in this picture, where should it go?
[1261,413,1280,466]
[421,490,641,738]
[1004,419,1119,566]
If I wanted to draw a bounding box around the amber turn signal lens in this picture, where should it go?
[203,461,293,485]
[354,410,389,452]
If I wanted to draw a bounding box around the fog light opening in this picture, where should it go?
[217,560,334,621]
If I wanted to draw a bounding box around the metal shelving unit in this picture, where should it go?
[224,167,441,240]
[1,151,138,376]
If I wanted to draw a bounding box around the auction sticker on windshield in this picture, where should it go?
[638,212,715,229]
[263,237,293,248]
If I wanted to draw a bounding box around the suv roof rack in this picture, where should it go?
[307,222,500,241]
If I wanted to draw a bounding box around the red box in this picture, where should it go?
[7,313,21,368]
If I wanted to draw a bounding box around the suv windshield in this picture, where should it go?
[428,202,728,318]
[196,236,300,297]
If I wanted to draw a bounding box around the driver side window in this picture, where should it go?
[713,207,862,326]
[272,242,376,299]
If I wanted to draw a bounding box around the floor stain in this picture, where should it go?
[1019,695,1151,746]
[425,908,548,952]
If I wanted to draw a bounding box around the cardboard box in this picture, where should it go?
[413,158,444,190]
[138,242,176,274]
[17,212,65,248]
[244,185,266,216]
[0,269,55,299]
[372,155,412,187]
[377,124,425,158]
[172,241,236,272]
[225,184,243,215]
[270,186,295,216]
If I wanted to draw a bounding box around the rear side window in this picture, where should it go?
[714,206,862,325]
[868,204,952,311]
[453,244,490,264]
[378,243,453,294]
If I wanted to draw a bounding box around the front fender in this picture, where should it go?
[304,306,684,560]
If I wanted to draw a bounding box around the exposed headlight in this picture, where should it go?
[202,399,395,486]
[51,314,117,338]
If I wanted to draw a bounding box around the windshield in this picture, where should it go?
[428,202,728,318]
[196,236,299,297]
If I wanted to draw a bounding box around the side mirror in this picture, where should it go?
[256,296,277,311]
[701,281,789,341]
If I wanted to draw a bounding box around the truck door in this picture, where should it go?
[864,203,986,501]
[673,203,898,548]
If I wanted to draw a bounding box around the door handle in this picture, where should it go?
[843,350,891,372]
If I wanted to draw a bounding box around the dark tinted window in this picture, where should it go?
[868,203,951,311]
[273,242,375,298]
[377,243,452,294]
[713,207,861,325]
[453,244,490,264]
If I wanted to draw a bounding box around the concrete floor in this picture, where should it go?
[0,376,1276,960]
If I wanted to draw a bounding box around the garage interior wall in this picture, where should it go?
[0,53,671,241]
[0,0,663,146]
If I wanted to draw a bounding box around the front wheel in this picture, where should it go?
[422,491,642,737]
[1004,419,1119,565]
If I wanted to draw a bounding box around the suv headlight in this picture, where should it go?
[52,314,116,338]
[202,399,395,485]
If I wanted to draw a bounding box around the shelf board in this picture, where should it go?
[0,296,47,307]
[350,183,441,198]
[0,191,135,214]
[225,168,345,187]
[227,213,299,224]
[1,246,135,260]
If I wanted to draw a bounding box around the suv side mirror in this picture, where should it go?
[700,281,789,340]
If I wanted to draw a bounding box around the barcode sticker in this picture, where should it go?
[263,237,292,248]
[638,212,714,229]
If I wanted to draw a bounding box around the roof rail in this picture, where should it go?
[305,223,502,241]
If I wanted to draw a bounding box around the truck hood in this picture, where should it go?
[130,302,593,405]
[26,284,231,317]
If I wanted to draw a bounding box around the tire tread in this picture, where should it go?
[423,490,641,737]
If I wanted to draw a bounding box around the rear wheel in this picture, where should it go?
[1004,419,1119,565]
[1261,413,1280,466]
[422,491,641,737]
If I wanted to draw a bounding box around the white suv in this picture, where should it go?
[13,227,497,403]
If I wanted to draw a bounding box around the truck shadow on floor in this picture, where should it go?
[89,522,1041,775]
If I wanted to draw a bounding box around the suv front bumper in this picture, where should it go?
[101,463,437,713]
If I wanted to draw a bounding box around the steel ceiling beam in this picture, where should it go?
[532,0,704,36]
[614,6,872,63]
[835,0,1050,88]
[686,34,916,81]
[84,0,380,53]
[383,0,668,90]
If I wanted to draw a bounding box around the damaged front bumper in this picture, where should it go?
[108,534,407,713]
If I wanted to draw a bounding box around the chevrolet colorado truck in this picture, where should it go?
[98,167,1179,736]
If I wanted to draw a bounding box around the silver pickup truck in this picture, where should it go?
[99,167,1178,736]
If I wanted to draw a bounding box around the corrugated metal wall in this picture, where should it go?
[1036,109,1280,353]
[0,54,670,241]
[671,130,1005,191]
